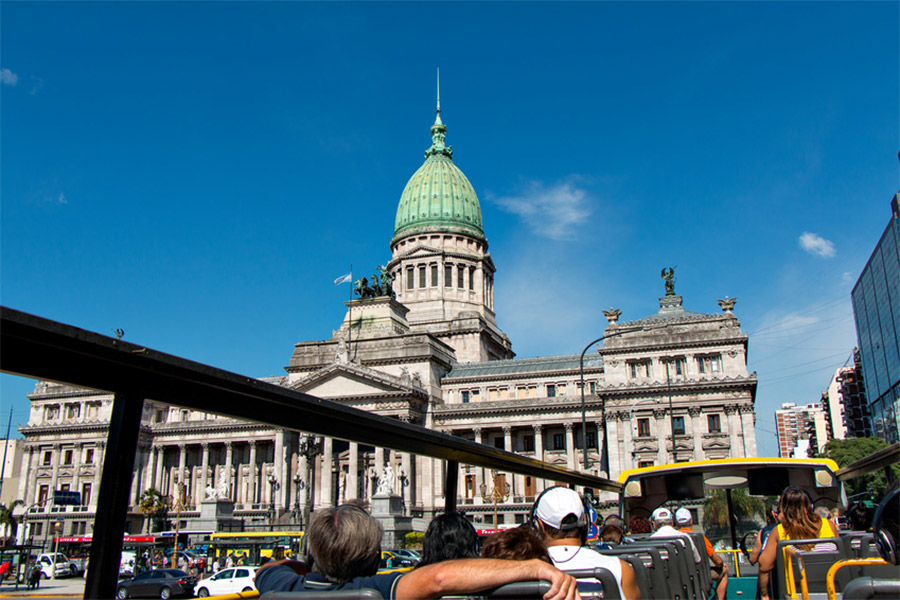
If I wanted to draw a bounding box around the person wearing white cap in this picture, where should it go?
[676,508,728,600]
[531,487,640,599]
[649,506,702,564]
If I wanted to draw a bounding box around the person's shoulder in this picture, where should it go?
[344,571,404,598]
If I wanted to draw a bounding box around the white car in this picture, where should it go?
[195,567,257,597]
[37,553,76,578]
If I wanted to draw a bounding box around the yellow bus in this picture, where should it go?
[208,531,304,565]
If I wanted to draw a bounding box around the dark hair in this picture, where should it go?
[603,515,627,533]
[308,505,382,583]
[416,511,478,568]
[778,487,821,548]
[482,527,551,563]
[629,515,652,534]
[600,524,624,545]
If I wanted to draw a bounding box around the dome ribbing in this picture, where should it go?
[392,102,485,242]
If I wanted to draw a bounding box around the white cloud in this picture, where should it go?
[58,193,68,204]
[0,68,18,86]
[489,179,593,241]
[29,76,44,95]
[841,272,853,285]
[798,232,836,258]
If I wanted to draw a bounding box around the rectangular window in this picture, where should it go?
[33,523,43,537]
[469,267,475,290]
[516,386,527,399]
[419,266,426,288]
[155,409,167,423]
[46,405,59,420]
[461,391,470,404]
[465,475,475,498]
[38,485,49,505]
[85,448,94,464]
[586,431,596,449]
[407,268,414,290]
[445,265,453,287]
[523,435,535,452]
[708,414,721,433]
[629,361,651,378]
[63,449,73,465]
[673,416,685,435]
[488,389,498,402]
[547,385,556,398]
[81,483,92,506]
[589,381,596,394]
[528,386,537,399]
[431,264,438,287]
[557,384,566,396]
[552,433,565,450]
[66,404,80,419]
[638,461,654,469]
[674,357,686,376]
[86,402,100,418]
[637,418,651,437]
[42,451,52,466]
[494,437,505,449]
[470,390,479,402]
[458,266,465,288]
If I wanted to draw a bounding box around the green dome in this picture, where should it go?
[393,106,485,242]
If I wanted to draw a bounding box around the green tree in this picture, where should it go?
[817,437,900,498]
[139,488,170,533]
[703,489,765,529]
[0,499,24,541]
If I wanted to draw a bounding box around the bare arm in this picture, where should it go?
[709,550,727,573]
[757,529,780,600]
[396,558,580,600]
[748,531,763,565]
[619,560,641,600]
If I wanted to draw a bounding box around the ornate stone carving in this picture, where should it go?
[723,405,738,415]
[688,406,701,417]
[717,297,737,312]
[653,409,667,419]
[603,308,622,323]
[564,423,573,432]
[661,267,676,296]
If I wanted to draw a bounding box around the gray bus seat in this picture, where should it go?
[841,577,900,600]
[601,545,671,599]
[772,537,849,600]
[262,589,384,599]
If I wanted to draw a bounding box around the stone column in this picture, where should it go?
[298,448,309,515]
[531,425,545,493]
[654,409,667,465]
[348,442,359,501]
[72,443,82,492]
[502,426,514,494]
[177,443,187,486]
[740,405,757,457]
[725,405,741,457]
[622,414,634,471]
[248,441,258,505]
[17,446,34,504]
[200,443,210,500]
[275,431,286,509]
[605,416,619,479]
[224,442,234,500]
[565,424,576,470]
[130,447,141,506]
[689,407,704,460]
[50,444,61,493]
[374,446,384,481]
[473,428,485,502]
[154,445,165,491]
[321,437,333,508]
[401,451,412,512]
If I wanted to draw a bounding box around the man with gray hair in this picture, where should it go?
[255,504,580,599]
[649,507,702,564]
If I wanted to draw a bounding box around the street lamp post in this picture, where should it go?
[292,473,304,527]
[579,326,649,472]
[479,470,510,531]
[267,473,279,528]
[299,435,322,531]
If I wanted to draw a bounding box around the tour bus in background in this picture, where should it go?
[208,531,304,567]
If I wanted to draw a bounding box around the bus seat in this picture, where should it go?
[601,544,672,598]
[564,567,622,600]
[642,537,698,599]
[773,537,849,599]
[855,538,900,580]
[261,590,384,599]
[841,577,900,600]
[619,554,652,600]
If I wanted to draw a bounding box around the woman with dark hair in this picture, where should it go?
[757,487,837,600]
[482,527,551,563]
[416,511,479,568]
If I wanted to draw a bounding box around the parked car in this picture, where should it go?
[120,551,136,578]
[115,568,196,599]
[379,550,415,570]
[194,566,257,597]
[161,550,205,572]
[36,553,76,578]
[388,549,420,563]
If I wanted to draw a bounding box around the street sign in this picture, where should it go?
[53,490,81,505]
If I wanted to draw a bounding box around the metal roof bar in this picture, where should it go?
[835,442,900,482]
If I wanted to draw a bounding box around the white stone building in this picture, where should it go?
[14,101,758,539]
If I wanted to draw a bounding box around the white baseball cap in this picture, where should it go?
[534,487,586,530]
[675,508,692,525]
[651,507,673,522]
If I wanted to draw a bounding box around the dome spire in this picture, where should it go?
[426,68,452,159]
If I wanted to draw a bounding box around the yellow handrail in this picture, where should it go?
[713,549,742,578]
[825,558,889,600]
[783,546,809,600]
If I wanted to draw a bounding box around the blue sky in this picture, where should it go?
[1,2,897,458]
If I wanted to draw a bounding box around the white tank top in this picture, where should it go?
[548,545,625,599]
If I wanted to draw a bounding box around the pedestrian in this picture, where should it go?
[0,560,10,582]
[30,562,41,589]
[24,562,34,590]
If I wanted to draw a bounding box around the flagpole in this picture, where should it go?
[347,264,352,362]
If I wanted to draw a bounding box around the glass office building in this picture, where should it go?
[851,193,900,444]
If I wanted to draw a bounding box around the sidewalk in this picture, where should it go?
[0,576,84,597]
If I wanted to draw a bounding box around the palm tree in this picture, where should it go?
[139,488,170,533]
[0,500,24,542]
[703,488,765,529]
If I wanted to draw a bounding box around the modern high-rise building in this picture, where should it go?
[838,349,872,438]
[775,402,828,458]
[851,192,900,444]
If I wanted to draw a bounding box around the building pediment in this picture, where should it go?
[290,363,426,401]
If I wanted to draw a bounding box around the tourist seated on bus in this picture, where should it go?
[757,487,838,600]
[676,508,728,600]
[482,526,552,563]
[530,486,640,600]
[255,504,581,600]
[872,480,899,565]
[628,515,652,534]
[649,507,702,563]
[748,503,779,567]
[415,511,479,568]
[599,524,623,547]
